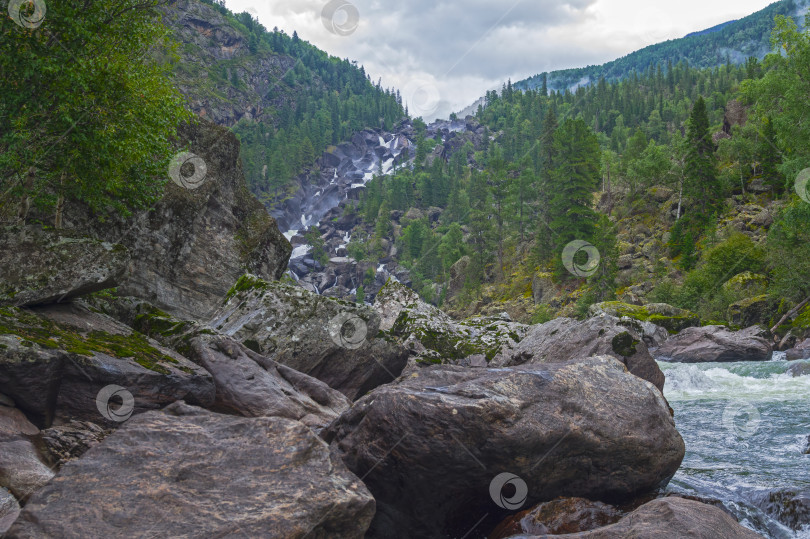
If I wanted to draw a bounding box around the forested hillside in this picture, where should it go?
[517,0,807,93]
[166,0,404,203]
[344,13,810,338]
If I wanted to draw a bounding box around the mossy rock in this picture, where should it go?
[722,272,768,297]
[589,301,700,334]
[0,306,181,375]
[728,295,778,329]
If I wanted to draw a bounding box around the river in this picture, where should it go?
[660,356,810,538]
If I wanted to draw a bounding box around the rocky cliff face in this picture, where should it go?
[163,0,299,127]
[52,119,291,321]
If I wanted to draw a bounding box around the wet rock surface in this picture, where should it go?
[654,325,773,363]
[489,497,623,538]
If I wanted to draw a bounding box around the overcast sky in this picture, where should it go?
[223,0,777,121]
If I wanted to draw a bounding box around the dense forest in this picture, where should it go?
[517,0,805,93]
[347,14,810,329]
[193,0,405,202]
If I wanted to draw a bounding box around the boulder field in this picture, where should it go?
[0,119,768,537]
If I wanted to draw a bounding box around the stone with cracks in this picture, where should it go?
[0,226,129,307]
[8,402,375,538]
[186,334,350,431]
[324,356,684,538]
[208,275,408,400]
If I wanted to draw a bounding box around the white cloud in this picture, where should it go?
[225,0,777,120]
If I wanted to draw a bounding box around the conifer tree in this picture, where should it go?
[684,96,720,218]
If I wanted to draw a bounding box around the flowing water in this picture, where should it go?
[660,356,810,538]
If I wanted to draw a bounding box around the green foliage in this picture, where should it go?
[304,228,329,266]
[672,233,766,319]
[684,96,722,216]
[0,0,193,220]
[767,200,810,302]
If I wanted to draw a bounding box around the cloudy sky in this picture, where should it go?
[224,0,776,120]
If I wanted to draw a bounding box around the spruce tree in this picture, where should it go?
[548,118,601,249]
[759,116,783,193]
[684,96,720,218]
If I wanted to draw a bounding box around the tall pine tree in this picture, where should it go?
[684,96,721,218]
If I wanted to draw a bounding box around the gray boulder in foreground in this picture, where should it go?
[505,497,763,539]
[654,325,773,363]
[7,402,375,539]
[324,356,684,538]
[0,304,214,427]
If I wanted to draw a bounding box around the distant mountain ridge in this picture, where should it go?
[516,0,809,93]
[685,20,738,38]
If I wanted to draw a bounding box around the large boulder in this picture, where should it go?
[728,295,777,328]
[8,402,375,538]
[492,315,665,392]
[208,275,409,400]
[654,325,773,363]
[186,333,350,431]
[0,226,129,307]
[786,338,810,361]
[503,497,762,538]
[64,120,291,321]
[324,356,684,538]
[0,304,214,427]
[374,280,528,364]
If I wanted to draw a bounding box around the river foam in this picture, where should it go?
[660,357,810,538]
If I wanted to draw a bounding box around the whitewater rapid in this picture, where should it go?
[661,357,810,538]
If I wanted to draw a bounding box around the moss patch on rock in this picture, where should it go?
[590,301,700,334]
[0,307,180,374]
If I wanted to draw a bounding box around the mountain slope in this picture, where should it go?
[516,0,808,93]
[163,0,404,200]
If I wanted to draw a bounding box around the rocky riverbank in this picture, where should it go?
[0,118,776,538]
